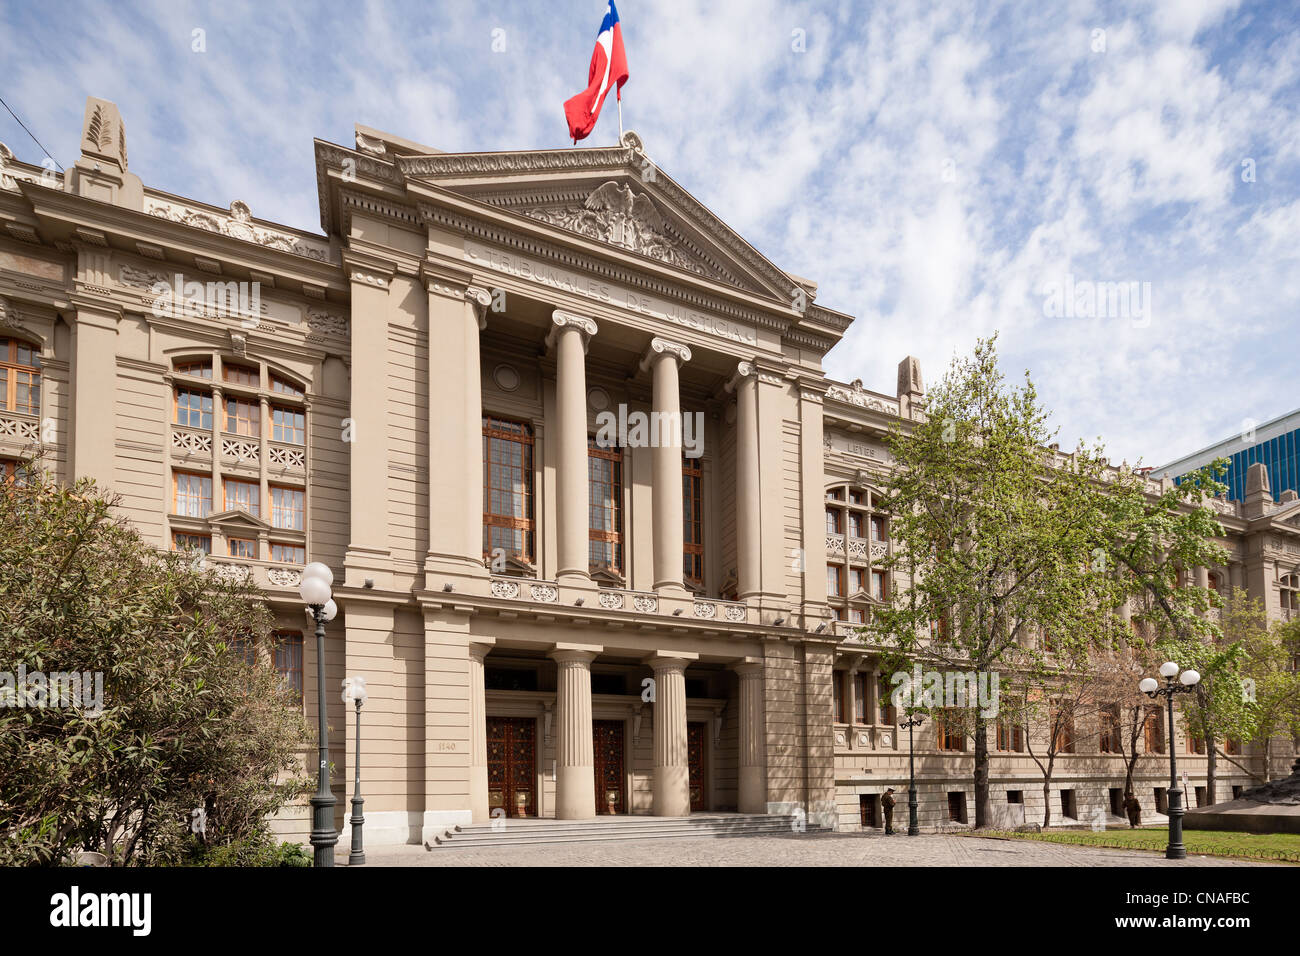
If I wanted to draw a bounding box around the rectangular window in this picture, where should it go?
[271,405,305,444]
[871,515,887,542]
[272,630,303,700]
[870,569,887,601]
[937,709,965,751]
[682,458,704,589]
[826,508,842,534]
[1051,707,1075,754]
[0,337,41,415]
[223,362,259,387]
[996,718,1024,752]
[175,387,214,430]
[850,567,866,593]
[227,537,257,559]
[1186,733,1206,755]
[833,674,845,723]
[270,485,304,530]
[1100,705,1121,754]
[171,532,211,554]
[175,359,213,379]
[483,417,534,563]
[879,675,895,724]
[827,565,843,596]
[852,673,867,723]
[588,438,623,573]
[225,396,260,437]
[1007,790,1023,804]
[1060,789,1077,820]
[270,542,306,564]
[224,478,260,517]
[947,792,967,823]
[1143,706,1165,754]
[849,607,867,624]
[173,471,212,517]
[848,512,864,538]
[270,374,303,398]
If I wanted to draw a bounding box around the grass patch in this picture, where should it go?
[964,827,1300,863]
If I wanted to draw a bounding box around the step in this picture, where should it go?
[429,814,831,848]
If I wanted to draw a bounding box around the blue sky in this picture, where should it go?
[2,0,1297,467]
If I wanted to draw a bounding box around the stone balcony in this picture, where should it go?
[825,533,889,564]
[487,576,751,625]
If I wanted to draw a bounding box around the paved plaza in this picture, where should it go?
[358,832,1282,868]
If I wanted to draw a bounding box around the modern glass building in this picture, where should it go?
[1157,408,1300,503]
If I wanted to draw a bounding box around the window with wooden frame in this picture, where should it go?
[225,396,260,437]
[1186,732,1206,755]
[849,607,867,624]
[270,485,304,530]
[825,507,842,534]
[174,358,213,379]
[587,436,623,574]
[878,675,896,724]
[222,362,259,387]
[1099,705,1121,754]
[223,478,260,517]
[870,515,887,542]
[827,564,843,596]
[848,512,864,538]
[1225,736,1241,755]
[174,386,213,430]
[227,537,257,559]
[171,532,211,554]
[482,416,535,564]
[272,630,303,700]
[0,458,31,485]
[870,569,887,601]
[996,717,1024,752]
[173,471,212,517]
[936,709,966,751]
[1143,706,1165,754]
[833,674,845,723]
[270,373,304,398]
[682,457,704,590]
[1051,706,1075,753]
[852,673,868,723]
[270,542,305,564]
[850,567,866,594]
[271,405,304,444]
[0,337,41,415]
[1281,574,1300,612]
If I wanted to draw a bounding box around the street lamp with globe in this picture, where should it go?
[299,562,338,867]
[1139,661,1201,860]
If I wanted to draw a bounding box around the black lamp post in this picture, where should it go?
[342,676,369,866]
[901,711,926,836]
[1139,661,1201,860]
[299,562,339,868]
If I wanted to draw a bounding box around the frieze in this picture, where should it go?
[825,432,893,464]
[825,379,901,415]
[147,198,335,263]
[306,309,349,338]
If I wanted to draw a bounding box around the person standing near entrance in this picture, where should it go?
[882,788,896,834]
[1123,791,1142,829]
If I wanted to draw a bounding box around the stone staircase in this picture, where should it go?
[426,813,830,849]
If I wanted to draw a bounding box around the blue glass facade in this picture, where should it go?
[1176,427,1300,502]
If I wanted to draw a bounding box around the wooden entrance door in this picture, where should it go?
[687,721,707,811]
[486,716,536,817]
[592,719,626,814]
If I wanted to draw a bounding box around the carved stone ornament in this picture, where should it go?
[0,295,17,328]
[824,379,901,415]
[522,180,726,281]
[549,309,598,353]
[354,132,389,157]
[641,336,691,372]
[306,309,349,338]
[147,199,334,263]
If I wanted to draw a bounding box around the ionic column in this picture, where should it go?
[549,311,598,585]
[732,659,767,813]
[844,663,859,726]
[468,641,494,823]
[649,654,692,816]
[727,362,761,599]
[640,338,692,595]
[257,395,269,520]
[551,645,600,819]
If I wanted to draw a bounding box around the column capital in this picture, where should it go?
[551,643,603,665]
[639,336,691,373]
[466,285,493,331]
[548,309,598,349]
[730,657,764,679]
[644,652,697,674]
[725,360,759,393]
[468,639,496,663]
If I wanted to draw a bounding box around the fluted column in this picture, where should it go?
[641,338,692,595]
[549,310,598,585]
[727,362,761,599]
[468,641,493,823]
[733,659,767,813]
[551,646,600,819]
[649,654,691,816]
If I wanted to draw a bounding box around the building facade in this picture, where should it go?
[1158,407,1300,504]
[1,97,1296,844]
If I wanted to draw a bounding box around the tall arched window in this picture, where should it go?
[0,337,40,415]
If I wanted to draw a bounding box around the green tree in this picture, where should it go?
[0,462,312,865]
[874,336,1125,827]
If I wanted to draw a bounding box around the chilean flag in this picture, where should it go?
[564,1,629,143]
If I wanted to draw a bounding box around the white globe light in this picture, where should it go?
[1180,669,1200,686]
[302,562,334,586]
[1159,661,1180,678]
[322,598,338,622]
[299,576,330,606]
[1139,677,1159,694]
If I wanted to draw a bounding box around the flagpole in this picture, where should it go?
[617,94,624,143]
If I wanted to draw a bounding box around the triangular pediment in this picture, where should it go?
[394,137,800,303]
[208,508,270,532]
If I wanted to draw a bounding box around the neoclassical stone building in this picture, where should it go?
[1,97,1295,843]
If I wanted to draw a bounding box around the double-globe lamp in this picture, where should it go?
[300,561,338,866]
[1138,661,1201,861]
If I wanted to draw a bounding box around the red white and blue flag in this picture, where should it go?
[564,1,629,143]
